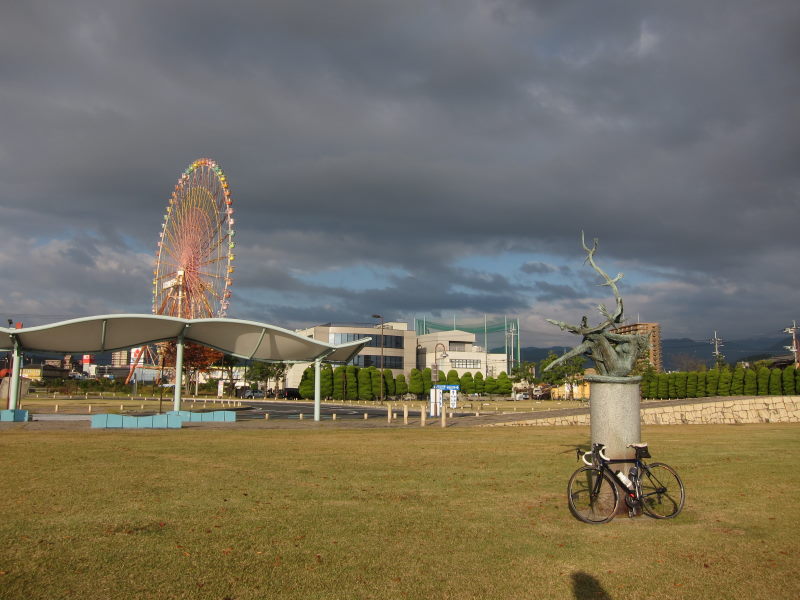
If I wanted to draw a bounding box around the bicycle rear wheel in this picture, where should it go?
[639,462,685,518]
[567,466,619,524]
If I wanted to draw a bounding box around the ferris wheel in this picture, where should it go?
[152,158,235,318]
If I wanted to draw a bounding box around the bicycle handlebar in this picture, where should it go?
[582,446,610,466]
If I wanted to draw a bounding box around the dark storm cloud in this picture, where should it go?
[533,281,582,302]
[0,0,797,344]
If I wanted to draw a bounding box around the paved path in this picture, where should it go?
[4,396,758,431]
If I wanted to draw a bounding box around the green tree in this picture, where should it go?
[383,369,396,396]
[539,351,584,399]
[686,372,698,398]
[473,371,485,394]
[667,373,677,398]
[657,373,669,398]
[422,368,433,395]
[484,376,498,395]
[408,369,424,397]
[782,366,796,395]
[460,372,475,395]
[696,371,707,397]
[321,364,333,398]
[675,372,688,398]
[358,368,373,401]
[640,364,657,399]
[756,366,770,395]
[369,367,383,400]
[730,366,745,396]
[768,368,782,395]
[509,361,537,393]
[717,369,732,396]
[743,368,758,395]
[647,374,659,398]
[345,366,359,400]
[298,366,314,399]
[497,371,513,395]
[333,366,346,400]
[395,373,408,396]
[211,354,242,397]
[705,370,720,396]
[446,369,460,386]
[245,360,270,393]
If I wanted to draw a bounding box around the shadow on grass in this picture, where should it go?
[571,571,612,600]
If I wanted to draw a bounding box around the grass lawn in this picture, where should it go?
[17,395,587,415]
[0,423,797,599]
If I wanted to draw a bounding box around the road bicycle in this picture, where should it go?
[567,442,685,524]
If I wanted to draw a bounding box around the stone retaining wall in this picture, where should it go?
[487,396,800,427]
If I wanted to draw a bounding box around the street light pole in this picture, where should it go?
[372,314,385,401]
[433,342,448,383]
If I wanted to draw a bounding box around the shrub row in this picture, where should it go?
[640,365,799,399]
[298,366,512,400]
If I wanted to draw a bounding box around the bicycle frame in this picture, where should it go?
[580,445,659,508]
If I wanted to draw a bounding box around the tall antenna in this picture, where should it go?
[784,320,799,369]
[709,331,725,366]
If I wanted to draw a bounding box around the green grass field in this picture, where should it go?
[0,423,797,599]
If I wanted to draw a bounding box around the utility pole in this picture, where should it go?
[784,320,799,369]
[709,331,725,368]
[372,314,385,401]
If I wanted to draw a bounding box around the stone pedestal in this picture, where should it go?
[587,375,642,461]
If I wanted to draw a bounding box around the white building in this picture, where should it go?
[416,329,508,381]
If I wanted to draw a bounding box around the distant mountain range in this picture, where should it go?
[517,335,792,371]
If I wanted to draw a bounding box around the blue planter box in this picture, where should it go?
[91,413,182,429]
[0,409,29,422]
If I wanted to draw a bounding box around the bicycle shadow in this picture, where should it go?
[571,571,613,600]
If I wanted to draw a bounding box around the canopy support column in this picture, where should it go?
[173,332,185,412]
[314,358,322,422]
[8,339,22,410]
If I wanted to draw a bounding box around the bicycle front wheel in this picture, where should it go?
[567,466,619,524]
[639,462,685,519]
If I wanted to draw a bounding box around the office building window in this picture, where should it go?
[450,359,481,369]
[350,354,404,369]
[331,333,404,349]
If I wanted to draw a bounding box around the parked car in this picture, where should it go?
[515,392,530,400]
[243,389,265,399]
[277,388,301,399]
[532,385,551,400]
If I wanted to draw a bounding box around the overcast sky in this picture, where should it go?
[1,0,797,348]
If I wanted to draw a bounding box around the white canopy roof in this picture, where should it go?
[0,314,368,364]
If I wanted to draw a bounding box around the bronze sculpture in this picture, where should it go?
[545,233,649,378]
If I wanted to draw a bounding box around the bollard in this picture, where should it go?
[421,405,426,427]
[441,409,446,428]
[120,404,124,412]
[265,413,270,420]
[387,405,392,423]
[141,404,144,410]
[332,413,337,421]
[363,412,368,420]
[475,411,479,417]
[88,405,92,413]
[54,404,59,413]
[403,404,408,425]
[299,413,304,420]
